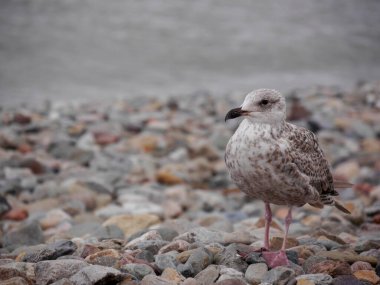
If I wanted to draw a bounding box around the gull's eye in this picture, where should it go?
[260,99,269,105]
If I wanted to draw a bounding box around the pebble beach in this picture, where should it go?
[1,81,380,285]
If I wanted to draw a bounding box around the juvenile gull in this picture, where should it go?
[224,89,350,267]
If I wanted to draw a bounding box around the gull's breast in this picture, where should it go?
[225,122,291,203]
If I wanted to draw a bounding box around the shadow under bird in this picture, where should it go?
[224,89,351,268]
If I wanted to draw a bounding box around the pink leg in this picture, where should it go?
[237,204,272,260]
[282,207,292,251]
[264,203,272,250]
[262,207,292,268]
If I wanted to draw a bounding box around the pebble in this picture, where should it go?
[194,264,220,285]
[1,82,380,284]
[270,236,299,250]
[39,209,72,230]
[317,250,377,265]
[0,262,36,282]
[84,249,121,267]
[122,263,156,280]
[102,214,160,238]
[175,227,256,245]
[141,275,177,285]
[19,240,77,263]
[262,266,296,285]
[155,252,178,272]
[178,247,212,277]
[331,275,363,285]
[307,260,352,277]
[1,277,30,285]
[35,259,88,285]
[3,221,45,251]
[350,261,373,272]
[213,244,248,272]
[215,279,247,285]
[69,265,124,285]
[217,267,244,283]
[353,270,380,284]
[161,267,185,283]
[0,266,32,284]
[158,240,190,254]
[244,263,268,284]
[295,274,333,285]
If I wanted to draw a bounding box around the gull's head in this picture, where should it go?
[225,89,286,125]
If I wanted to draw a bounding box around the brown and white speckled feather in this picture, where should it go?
[225,89,350,213]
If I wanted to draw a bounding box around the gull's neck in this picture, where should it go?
[242,119,286,138]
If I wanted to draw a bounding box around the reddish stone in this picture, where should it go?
[18,143,33,154]
[373,214,380,224]
[309,260,352,277]
[93,132,120,146]
[3,208,28,221]
[20,159,45,175]
[354,183,374,195]
[13,113,31,125]
[351,261,373,272]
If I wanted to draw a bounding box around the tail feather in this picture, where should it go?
[334,200,351,214]
[333,180,354,189]
[309,201,324,209]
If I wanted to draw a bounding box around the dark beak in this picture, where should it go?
[225,107,249,122]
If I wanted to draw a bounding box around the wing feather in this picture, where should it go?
[283,123,336,198]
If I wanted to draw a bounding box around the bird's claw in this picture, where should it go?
[262,250,290,268]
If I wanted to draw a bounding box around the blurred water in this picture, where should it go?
[1,0,380,105]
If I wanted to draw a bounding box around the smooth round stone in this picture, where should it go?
[121,263,156,280]
[245,263,268,284]
[295,274,333,285]
[155,252,178,272]
[262,266,295,285]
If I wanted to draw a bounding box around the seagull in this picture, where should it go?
[224,89,350,267]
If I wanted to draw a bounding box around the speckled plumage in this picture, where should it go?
[225,89,348,212]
